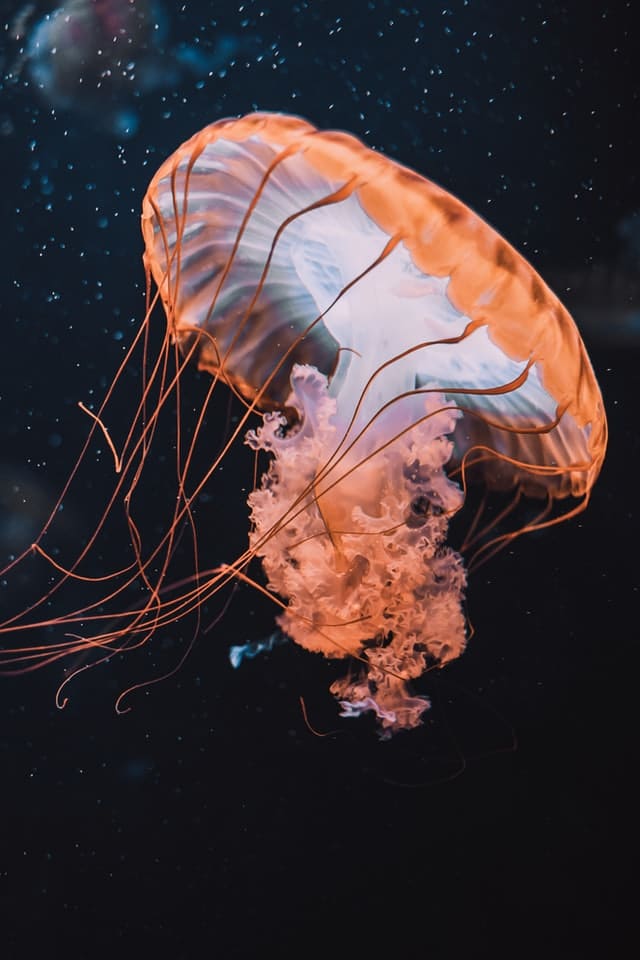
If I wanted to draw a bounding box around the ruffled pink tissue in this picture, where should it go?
[246,365,467,737]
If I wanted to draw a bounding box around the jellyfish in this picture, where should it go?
[0,113,607,736]
[10,0,257,137]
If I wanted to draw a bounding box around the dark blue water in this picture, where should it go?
[1,1,637,956]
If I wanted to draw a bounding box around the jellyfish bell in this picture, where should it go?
[1,112,606,737]
[142,113,605,496]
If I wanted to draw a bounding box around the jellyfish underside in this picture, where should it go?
[0,113,606,737]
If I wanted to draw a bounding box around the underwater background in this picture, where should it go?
[1,1,637,956]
